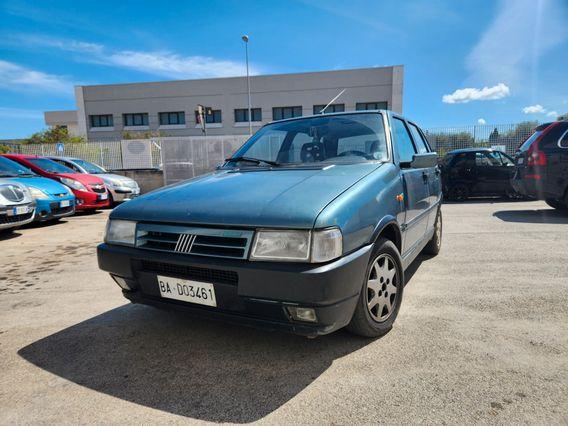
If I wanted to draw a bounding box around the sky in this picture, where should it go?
[0,0,567,138]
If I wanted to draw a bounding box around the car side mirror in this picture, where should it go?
[400,152,438,169]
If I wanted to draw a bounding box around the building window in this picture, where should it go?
[313,104,345,114]
[356,102,388,111]
[234,108,262,122]
[90,114,113,128]
[203,109,222,124]
[273,106,302,121]
[159,111,185,125]
[123,113,149,127]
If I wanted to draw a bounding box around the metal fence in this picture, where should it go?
[424,122,538,157]
[5,139,163,170]
[4,122,539,183]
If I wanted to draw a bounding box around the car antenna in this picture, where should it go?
[319,89,346,114]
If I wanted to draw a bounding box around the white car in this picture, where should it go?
[0,179,36,231]
[48,156,141,204]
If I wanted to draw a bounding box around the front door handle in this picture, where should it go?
[422,172,428,183]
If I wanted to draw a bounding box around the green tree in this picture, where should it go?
[557,112,568,121]
[24,126,85,144]
[0,144,10,154]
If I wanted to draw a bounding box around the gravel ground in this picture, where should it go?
[0,200,567,425]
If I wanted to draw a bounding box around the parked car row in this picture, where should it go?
[440,120,568,208]
[0,154,140,232]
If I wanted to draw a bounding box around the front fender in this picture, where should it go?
[314,163,405,254]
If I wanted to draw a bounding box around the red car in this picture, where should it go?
[2,154,110,210]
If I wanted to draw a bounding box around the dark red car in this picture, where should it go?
[2,154,110,210]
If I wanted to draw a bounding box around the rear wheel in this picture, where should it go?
[423,209,442,255]
[346,238,404,338]
[545,198,568,211]
[449,184,469,201]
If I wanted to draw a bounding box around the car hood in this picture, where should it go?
[111,163,382,228]
[8,176,71,195]
[58,172,105,186]
[97,173,138,186]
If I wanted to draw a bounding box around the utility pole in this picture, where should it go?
[242,35,252,135]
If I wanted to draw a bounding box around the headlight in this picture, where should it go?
[28,186,50,199]
[105,219,137,246]
[250,228,342,263]
[250,230,310,261]
[60,177,87,191]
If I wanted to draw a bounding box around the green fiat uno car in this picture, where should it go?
[98,111,442,337]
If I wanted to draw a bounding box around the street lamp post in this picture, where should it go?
[242,35,252,135]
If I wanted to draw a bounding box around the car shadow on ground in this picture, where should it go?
[18,304,373,423]
[493,208,568,224]
[0,229,22,241]
[22,218,69,229]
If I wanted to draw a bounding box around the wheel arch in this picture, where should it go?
[370,217,402,253]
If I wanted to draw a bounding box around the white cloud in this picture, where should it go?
[522,104,546,114]
[442,83,510,104]
[466,0,568,87]
[477,118,486,125]
[104,51,256,79]
[0,60,73,95]
[547,110,558,117]
[9,34,260,79]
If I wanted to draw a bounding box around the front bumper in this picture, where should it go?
[97,243,373,337]
[109,186,140,202]
[0,202,35,229]
[34,197,76,221]
[73,189,110,210]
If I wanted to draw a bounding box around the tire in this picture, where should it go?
[346,238,404,338]
[545,198,568,211]
[449,184,469,201]
[423,208,442,255]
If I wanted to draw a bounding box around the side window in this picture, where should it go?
[559,129,568,149]
[476,152,501,167]
[391,118,416,163]
[497,152,514,166]
[408,123,429,154]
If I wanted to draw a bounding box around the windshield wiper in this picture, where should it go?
[226,156,280,167]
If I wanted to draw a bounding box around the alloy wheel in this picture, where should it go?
[366,254,399,322]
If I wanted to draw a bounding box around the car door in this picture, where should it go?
[495,152,516,192]
[391,116,430,255]
[408,122,440,229]
[474,151,505,195]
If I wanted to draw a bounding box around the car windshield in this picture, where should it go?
[29,158,76,174]
[72,159,106,174]
[228,113,388,167]
[0,157,36,177]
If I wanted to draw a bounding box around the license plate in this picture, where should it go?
[8,206,28,216]
[60,200,70,208]
[99,193,108,200]
[157,275,217,307]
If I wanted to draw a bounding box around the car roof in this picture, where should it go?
[446,148,495,155]
[3,153,39,159]
[267,110,392,125]
[48,156,80,161]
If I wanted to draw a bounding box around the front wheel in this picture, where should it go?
[346,238,404,338]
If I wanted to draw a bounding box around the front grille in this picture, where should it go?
[49,204,74,216]
[136,223,253,260]
[141,260,238,285]
[90,184,106,193]
[0,185,25,202]
[0,211,33,225]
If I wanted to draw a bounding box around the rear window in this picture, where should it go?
[518,123,551,151]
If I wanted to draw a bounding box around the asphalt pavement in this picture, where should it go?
[1,200,567,424]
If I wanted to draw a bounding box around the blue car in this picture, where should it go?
[98,111,442,337]
[0,156,76,221]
